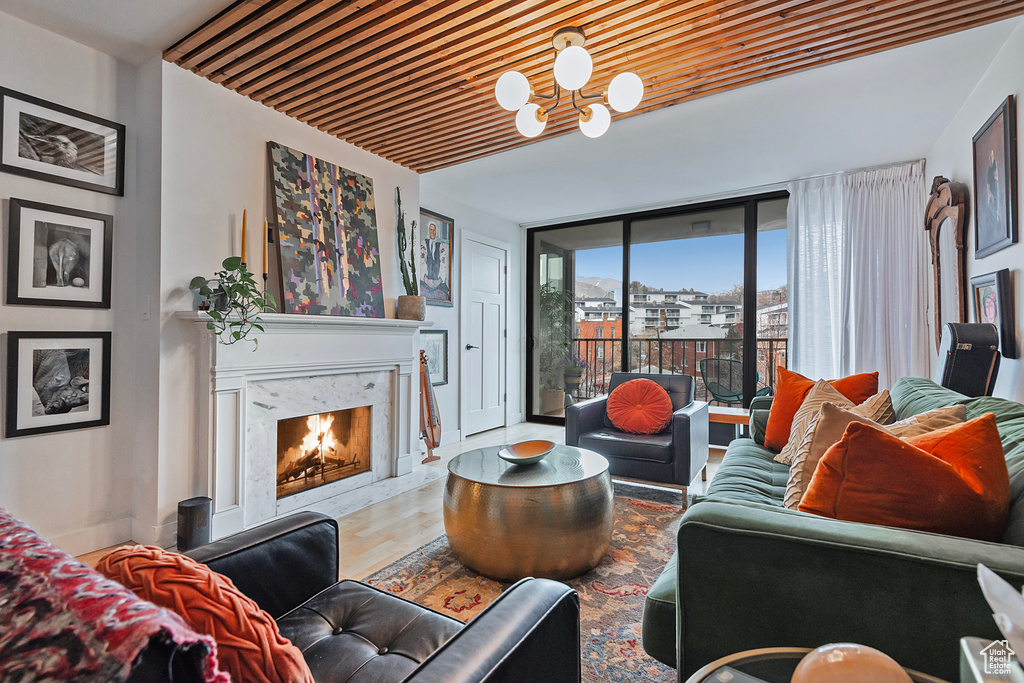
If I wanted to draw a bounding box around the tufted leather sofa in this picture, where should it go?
[176,511,582,682]
[566,372,709,487]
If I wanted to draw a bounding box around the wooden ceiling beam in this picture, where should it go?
[274,0,648,117]
[164,0,273,62]
[163,0,1024,172]
[320,0,831,140]
[344,0,934,150]
[396,2,1024,170]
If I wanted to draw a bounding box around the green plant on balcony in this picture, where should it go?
[538,283,575,390]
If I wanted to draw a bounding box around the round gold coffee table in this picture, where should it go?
[443,444,613,581]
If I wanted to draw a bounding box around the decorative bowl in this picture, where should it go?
[498,440,555,465]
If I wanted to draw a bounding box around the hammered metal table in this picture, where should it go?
[443,445,614,581]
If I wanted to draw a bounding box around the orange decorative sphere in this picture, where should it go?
[792,643,912,683]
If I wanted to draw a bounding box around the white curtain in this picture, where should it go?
[787,161,930,389]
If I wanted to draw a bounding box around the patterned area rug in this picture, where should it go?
[364,482,682,682]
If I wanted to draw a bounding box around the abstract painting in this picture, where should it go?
[268,141,385,317]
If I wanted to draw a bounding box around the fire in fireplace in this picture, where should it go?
[276,406,372,499]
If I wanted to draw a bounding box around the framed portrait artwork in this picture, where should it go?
[0,87,126,195]
[972,95,1018,258]
[5,331,112,438]
[420,329,448,386]
[418,208,454,307]
[971,268,1017,359]
[6,198,113,308]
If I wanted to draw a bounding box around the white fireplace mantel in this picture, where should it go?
[179,311,433,539]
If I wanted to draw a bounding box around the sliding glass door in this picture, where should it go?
[526,192,788,422]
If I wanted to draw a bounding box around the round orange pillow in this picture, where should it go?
[98,545,314,683]
[606,378,674,434]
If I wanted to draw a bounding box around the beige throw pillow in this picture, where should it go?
[774,381,853,465]
[782,402,967,509]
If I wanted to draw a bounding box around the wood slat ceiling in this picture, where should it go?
[166,0,1024,173]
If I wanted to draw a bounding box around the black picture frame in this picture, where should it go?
[970,268,1017,359]
[5,331,112,437]
[419,208,454,307]
[6,198,113,308]
[0,87,126,196]
[420,329,449,385]
[972,95,1018,258]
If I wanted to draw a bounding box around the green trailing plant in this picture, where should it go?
[189,257,275,349]
[396,187,418,296]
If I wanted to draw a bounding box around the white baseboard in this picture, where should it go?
[50,516,133,557]
[131,517,177,550]
[440,429,462,446]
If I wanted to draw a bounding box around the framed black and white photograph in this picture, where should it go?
[5,331,112,438]
[6,198,112,308]
[418,208,454,307]
[972,95,1018,258]
[971,269,1018,359]
[0,87,125,196]
[420,329,448,386]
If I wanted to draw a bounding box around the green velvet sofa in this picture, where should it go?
[641,376,1024,682]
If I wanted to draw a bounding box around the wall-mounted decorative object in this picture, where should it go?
[267,141,385,317]
[420,329,448,386]
[5,331,112,437]
[924,177,969,351]
[419,208,453,307]
[0,87,125,195]
[6,198,113,309]
[971,268,1017,358]
[972,95,1018,258]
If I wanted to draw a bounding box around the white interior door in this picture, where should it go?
[461,233,507,436]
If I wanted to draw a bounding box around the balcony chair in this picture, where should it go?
[698,358,772,406]
[565,372,708,487]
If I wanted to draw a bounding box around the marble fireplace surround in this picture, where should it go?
[181,312,443,540]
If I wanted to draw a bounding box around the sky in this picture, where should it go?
[576,228,787,294]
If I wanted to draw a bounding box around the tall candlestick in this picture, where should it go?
[262,219,268,276]
[241,209,247,264]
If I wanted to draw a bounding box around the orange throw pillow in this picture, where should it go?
[798,414,1010,541]
[98,546,314,683]
[764,367,879,451]
[606,378,674,434]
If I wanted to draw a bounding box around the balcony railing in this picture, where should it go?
[569,336,788,406]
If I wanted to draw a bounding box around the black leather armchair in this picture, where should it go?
[131,512,581,682]
[565,372,708,487]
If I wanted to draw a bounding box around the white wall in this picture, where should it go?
[147,63,420,546]
[927,20,1024,403]
[418,181,525,441]
[0,11,146,554]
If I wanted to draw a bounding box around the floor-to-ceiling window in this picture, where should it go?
[526,192,788,423]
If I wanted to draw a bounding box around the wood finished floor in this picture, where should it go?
[79,422,726,579]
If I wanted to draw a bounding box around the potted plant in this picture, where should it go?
[562,353,587,399]
[189,257,274,349]
[395,187,425,320]
[537,283,576,413]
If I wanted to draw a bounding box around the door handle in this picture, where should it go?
[466,344,480,350]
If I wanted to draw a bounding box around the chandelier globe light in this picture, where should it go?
[494,27,643,140]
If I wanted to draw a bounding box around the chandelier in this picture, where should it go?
[494,27,644,139]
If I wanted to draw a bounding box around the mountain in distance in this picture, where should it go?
[575,276,622,299]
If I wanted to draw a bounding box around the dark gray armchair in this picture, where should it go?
[565,372,709,487]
